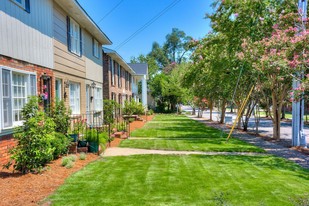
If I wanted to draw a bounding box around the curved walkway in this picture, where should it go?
[103,147,268,157]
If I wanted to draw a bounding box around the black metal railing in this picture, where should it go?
[69,111,129,154]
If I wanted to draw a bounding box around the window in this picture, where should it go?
[69,83,80,115]
[67,17,82,56]
[93,39,99,58]
[1,68,36,129]
[11,0,30,13]
[110,58,115,86]
[94,87,102,111]
[55,79,62,101]
[118,65,122,88]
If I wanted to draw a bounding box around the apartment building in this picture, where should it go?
[53,0,111,116]
[0,0,111,164]
[102,48,135,109]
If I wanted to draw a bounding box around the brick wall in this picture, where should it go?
[0,54,54,165]
[103,52,110,100]
[102,52,132,101]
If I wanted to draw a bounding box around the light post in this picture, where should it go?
[292,0,307,148]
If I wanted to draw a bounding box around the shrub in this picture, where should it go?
[50,100,71,134]
[123,100,145,115]
[65,160,74,169]
[147,109,154,115]
[11,108,56,173]
[61,156,71,166]
[103,100,119,124]
[79,152,87,160]
[69,155,77,162]
[51,133,71,159]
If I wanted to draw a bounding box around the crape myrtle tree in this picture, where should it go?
[187,0,296,131]
[185,33,237,123]
[240,12,309,139]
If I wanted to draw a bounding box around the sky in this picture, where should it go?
[77,0,214,62]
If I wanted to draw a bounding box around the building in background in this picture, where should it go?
[128,63,148,109]
[102,48,136,116]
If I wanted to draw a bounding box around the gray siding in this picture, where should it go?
[0,0,53,68]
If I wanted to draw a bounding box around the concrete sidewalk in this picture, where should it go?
[103,147,267,157]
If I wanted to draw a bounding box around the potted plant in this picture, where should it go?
[85,129,99,153]
[69,118,86,142]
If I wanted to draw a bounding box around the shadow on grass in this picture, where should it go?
[194,155,309,180]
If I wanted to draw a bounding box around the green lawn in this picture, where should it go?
[48,155,309,206]
[123,114,265,153]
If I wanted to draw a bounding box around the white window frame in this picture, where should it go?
[93,39,99,58]
[55,78,62,101]
[69,82,80,115]
[94,87,102,111]
[69,18,81,56]
[0,66,36,130]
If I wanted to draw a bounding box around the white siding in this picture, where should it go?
[0,0,53,69]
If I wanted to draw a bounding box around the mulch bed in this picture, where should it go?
[0,115,154,206]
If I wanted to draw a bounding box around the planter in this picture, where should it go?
[88,141,99,153]
[69,134,78,142]
[78,140,87,147]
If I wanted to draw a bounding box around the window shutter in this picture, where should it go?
[25,0,30,13]
[92,38,95,56]
[79,27,82,56]
[66,16,71,52]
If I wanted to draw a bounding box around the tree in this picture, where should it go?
[240,12,309,139]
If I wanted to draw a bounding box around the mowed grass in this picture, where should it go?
[122,114,265,153]
[48,155,309,206]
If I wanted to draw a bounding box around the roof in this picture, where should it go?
[103,47,135,74]
[128,63,148,76]
[54,0,112,45]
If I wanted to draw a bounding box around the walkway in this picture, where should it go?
[190,116,309,170]
[103,147,267,157]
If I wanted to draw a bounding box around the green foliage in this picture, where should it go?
[147,109,154,115]
[50,100,71,134]
[8,96,71,173]
[103,100,119,124]
[11,111,56,174]
[61,156,71,167]
[51,133,71,159]
[79,152,87,160]
[65,161,74,169]
[68,155,77,162]
[122,100,145,115]
[61,155,76,168]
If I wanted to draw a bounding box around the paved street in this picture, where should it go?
[181,106,309,146]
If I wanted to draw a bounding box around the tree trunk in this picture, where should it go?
[272,92,282,140]
[192,107,196,115]
[209,101,213,121]
[220,100,226,124]
[242,101,256,131]
[281,104,286,119]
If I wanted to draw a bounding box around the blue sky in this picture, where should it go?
[78,0,213,62]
